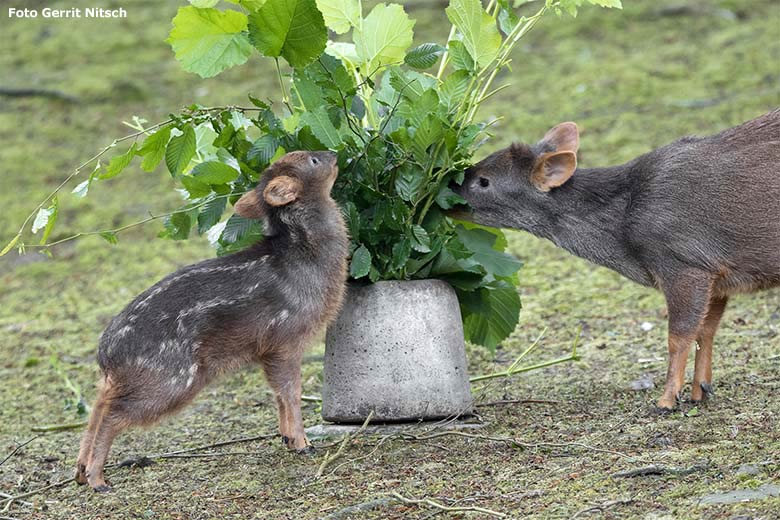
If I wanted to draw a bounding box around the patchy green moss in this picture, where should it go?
[1,0,779,518]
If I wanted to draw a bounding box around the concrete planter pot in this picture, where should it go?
[322,279,473,423]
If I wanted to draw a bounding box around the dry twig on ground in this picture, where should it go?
[391,492,507,518]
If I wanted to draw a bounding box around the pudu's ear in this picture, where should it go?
[531,122,579,192]
[531,151,577,192]
[540,122,579,153]
[234,189,265,219]
[263,175,302,207]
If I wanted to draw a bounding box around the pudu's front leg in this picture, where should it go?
[261,346,312,453]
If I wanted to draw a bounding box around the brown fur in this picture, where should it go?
[76,151,349,490]
[452,111,780,410]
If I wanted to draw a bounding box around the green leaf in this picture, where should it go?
[588,0,622,8]
[354,3,415,70]
[315,0,360,34]
[138,126,172,172]
[410,225,431,253]
[99,231,119,245]
[435,185,466,210]
[197,196,228,234]
[99,143,138,180]
[221,214,261,242]
[446,0,501,68]
[188,0,219,7]
[300,107,341,148]
[165,126,197,176]
[0,234,20,257]
[460,281,521,350]
[160,210,195,241]
[404,43,445,69]
[192,161,240,184]
[391,238,412,270]
[447,39,475,71]
[440,70,471,109]
[411,114,444,162]
[248,0,327,68]
[394,167,424,202]
[349,244,371,278]
[167,7,253,78]
[455,225,522,277]
[181,175,212,198]
[32,197,59,245]
[225,0,268,10]
[248,135,279,165]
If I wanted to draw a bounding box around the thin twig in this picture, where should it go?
[0,436,40,467]
[2,105,263,257]
[316,411,373,478]
[30,422,86,433]
[1,477,74,512]
[391,492,507,518]
[477,399,559,408]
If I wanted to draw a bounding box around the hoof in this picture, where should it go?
[296,445,315,456]
[75,464,88,485]
[92,484,112,493]
[691,382,714,403]
[652,406,675,416]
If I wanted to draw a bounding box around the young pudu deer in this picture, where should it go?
[76,151,349,491]
[452,111,780,410]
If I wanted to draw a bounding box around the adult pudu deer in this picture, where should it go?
[76,151,349,491]
[452,110,780,410]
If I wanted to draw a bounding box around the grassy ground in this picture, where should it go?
[1,0,779,518]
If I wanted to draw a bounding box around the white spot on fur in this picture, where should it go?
[115,325,133,338]
[134,259,265,310]
[185,364,198,387]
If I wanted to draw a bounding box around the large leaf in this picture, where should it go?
[247,134,279,165]
[138,126,172,172]
[300,107,341,148]
[455,225,522,277]
[165,126,197,177]
[192,161,240,184]
[404,43,445,70]
[159,210,195,241]
[315,0,360,34]
[460,281,521,351]
[167,7,253,78]
[446,0,501,68]
[99,143,138,180]
[354,3,415,70]
[197,196,228,234]
[248,0,327,68]
[32,197,59,245]
[349,244,371,278]
[225,0,268,10]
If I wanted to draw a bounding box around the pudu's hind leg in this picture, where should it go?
[261,347,310,453]
[76,376,130,492]
[691,296,728,402]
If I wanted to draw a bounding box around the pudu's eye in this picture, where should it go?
[310,156,319,166]
[479,177,490,188]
